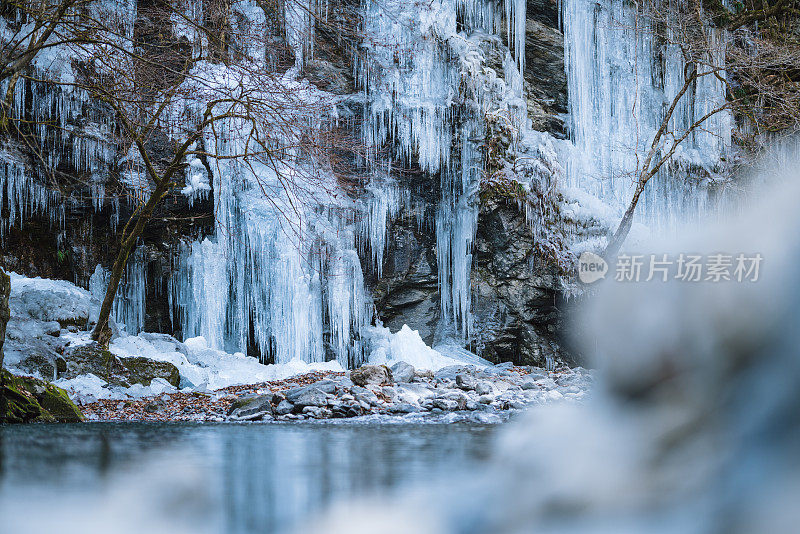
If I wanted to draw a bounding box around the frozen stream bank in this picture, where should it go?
[3,272,591,422]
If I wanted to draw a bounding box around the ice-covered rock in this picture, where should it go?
[9,273,95,326]
[366,325,476,371]
[455,373,478,390]
[475,380,494,395]
[390,361,416,383]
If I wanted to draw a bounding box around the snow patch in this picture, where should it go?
[366,324,489,371]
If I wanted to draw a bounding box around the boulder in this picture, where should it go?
[389,403,421,414]
[121,357,181,388]
[439,390,470,410]
[351,386,380,406]
[521,377,538,390]
[60,343,181,388]
[274,399,294,415]
[475,380,494,396]
[2,316,69,379]
[289,387,328,408]
[284,381,336,404]
[9,273,93,327]
[0,369,84,423]
[434,365,470,381]
[390,361,416,383]
[227,395,273,421]
[432,398,459,411]
[350,364,392,387]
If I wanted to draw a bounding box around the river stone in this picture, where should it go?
[390,361,416,383]
[302,406,330,418]
[389,403,421,414]
[456,373,478,390]
[227,395,273,421]
[521,378,538,390]
[432,398,459,411]
[352,386,380,406]
[475,380,494,395]
[415,369,434,380]
[290,387,328,408]
[350,364,392,387]
[396,383,436,399]
[381,386,398,403]
[439,390,470,409]
[309,379,339,394]
[274,399,294,415]
[434,365,470,381]
[284,381,335,404]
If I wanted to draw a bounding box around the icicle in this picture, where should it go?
[89,247,147,335]
[357,172,401,277]
[562,0,730,234]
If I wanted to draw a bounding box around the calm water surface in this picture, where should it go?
[0,421,497,533]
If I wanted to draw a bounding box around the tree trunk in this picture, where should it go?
[0,267,11,370]
[91,180,170,345]
[0,267,10,423]
[604,184,645,261]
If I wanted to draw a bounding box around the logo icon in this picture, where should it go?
[578,251,608,284]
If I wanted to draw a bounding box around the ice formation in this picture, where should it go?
[0,1,134,237]
[1,0,736,368]
[365,324,486,371]
[562,0,731,234]
[167,6,371,368]
[357,0,530,341]
[89,249,148,335]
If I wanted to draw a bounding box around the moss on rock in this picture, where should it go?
[61,343,181,388]
[120,357,180,388]
[1,368,84,423]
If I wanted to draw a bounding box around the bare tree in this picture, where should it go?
[69,0,344,344]
[603,0,800,258]
[0,0,365,346]
[0,0,99,127]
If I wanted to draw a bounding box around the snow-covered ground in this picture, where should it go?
[4,272,586,413]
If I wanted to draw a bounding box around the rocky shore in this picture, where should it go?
[1,272,592,425]
[78,362,592,424]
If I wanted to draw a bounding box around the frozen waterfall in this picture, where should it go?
[1,0,736,368]
[562,0,731,233]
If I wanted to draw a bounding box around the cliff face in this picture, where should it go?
[365,0,571,366]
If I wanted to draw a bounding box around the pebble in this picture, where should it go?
[81,364,592,423]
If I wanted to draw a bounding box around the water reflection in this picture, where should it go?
[221,424,495,533]
[0,422,495,534]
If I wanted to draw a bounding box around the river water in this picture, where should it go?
[0,421,497,533]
